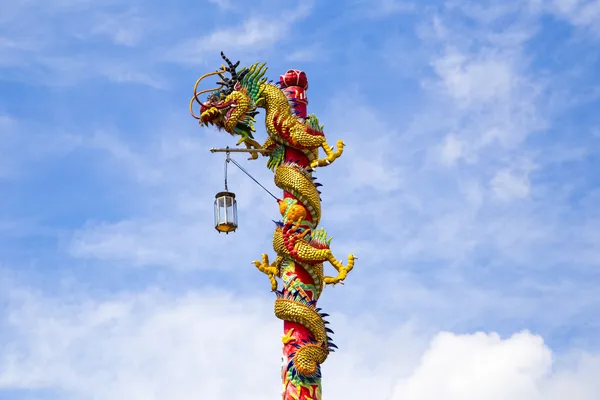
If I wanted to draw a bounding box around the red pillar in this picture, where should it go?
[279,70,323,400]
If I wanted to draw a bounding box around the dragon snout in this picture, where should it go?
[214,99,235,110]
[200,106,222,125]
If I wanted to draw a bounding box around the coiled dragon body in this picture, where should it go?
[191,53,355,400]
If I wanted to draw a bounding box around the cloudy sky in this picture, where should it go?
[1,0,600,399]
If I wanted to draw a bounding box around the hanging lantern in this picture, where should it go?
[214,191,238,233]
[213,151,238,234]
[211,148,278,234]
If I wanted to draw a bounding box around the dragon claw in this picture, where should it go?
[253,254,281,291]
[242,138,263,160]
[282,328,296,344]
[323,254,356,285]
[311,139,345,168]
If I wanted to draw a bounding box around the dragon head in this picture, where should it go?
[191,52,267,149]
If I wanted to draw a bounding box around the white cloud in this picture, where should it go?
[432,49,515,108]
[0,287,283,398]
[0,116,83,179]
[0,286,598,399]
[67,216,266,271]
[201,19,288,52]
[62,115,282,270]
[491,169,531,201]
[0,0,169,86]
[366,8,550,265]
[440,134,464,165]
[419,4,547,158]
[0,115,15,127]
[550,0,600,30]
[88,9,151,46]
[286,47,320,62]
[360,0,416,17]
[207,0,233,10]
[166,1,314,65]
[391,331,600,400]
[392,331,552,399]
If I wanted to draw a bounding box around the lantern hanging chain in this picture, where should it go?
[224,152,229,191]
[226,153,279,201]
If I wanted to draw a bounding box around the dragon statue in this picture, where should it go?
[190,52,356,400]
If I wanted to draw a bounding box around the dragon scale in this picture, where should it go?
[191,53,355,400]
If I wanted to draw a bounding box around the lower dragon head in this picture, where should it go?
[191,52,268,147]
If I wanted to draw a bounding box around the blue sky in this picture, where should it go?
[1,0,600,398]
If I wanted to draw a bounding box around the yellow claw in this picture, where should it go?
[252,254,281,291]
[310,139,345,168]
[324,254,356,285]
[241,138,264,160]
[282,328,295,344]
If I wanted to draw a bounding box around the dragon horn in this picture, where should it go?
[189,66,227,119]
[220,51,240,71]
[192,66,226,96]
[221,52,248,84]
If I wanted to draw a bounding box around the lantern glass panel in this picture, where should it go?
[214,192,237,233]
[214,198,219,227]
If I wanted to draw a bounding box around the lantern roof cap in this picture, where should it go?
[215,191,236,199]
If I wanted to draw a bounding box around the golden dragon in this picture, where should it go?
[191,52,356,400]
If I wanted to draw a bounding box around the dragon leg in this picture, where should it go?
[310,139,345,168]
[323,253,356,285]
[252,254,282,291]
[232,137,264,160]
